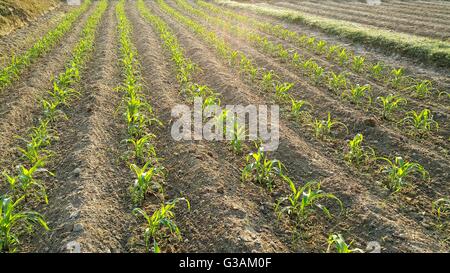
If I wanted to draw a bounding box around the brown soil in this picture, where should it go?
[2,0,448,253]
[154,1,446,251]
[0,5,73,65]
[0,2,95,171]
[0,0,60,36]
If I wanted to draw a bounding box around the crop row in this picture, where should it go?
[117,0,191,253]
[175,0,443,141]
[200,1,449,101]
[0,0,108,253]
[0,0,92,90]
[155,0,448,251]
[214,0,450,68]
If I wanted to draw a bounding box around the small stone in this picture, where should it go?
[66,241,81,253]
[72,168,81,177]
[73,223,84,232]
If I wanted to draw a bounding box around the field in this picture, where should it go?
[0,0,449,253]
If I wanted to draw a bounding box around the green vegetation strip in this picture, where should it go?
[216,0,450,68]
[0,0,93,90]
[117,0,190,253]
[0,0,108,253]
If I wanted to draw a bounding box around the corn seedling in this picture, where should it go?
[261,71,276,92]
[352,56,365,72]
[277,45,290,61]
[328,72,348,94]
[306,37,316,48]
[376,94,407,119]
[370,62,384,79]
[290,98,312,120]
[313,113,348,139]
[275,82,294,101]
[390,68,404,89]
[411,80,432,98]
[292,52,301,66]
[126,135,157,163]
[401,109,438,135]
[316,40,327,54]
[327,234,363,253]
[132,198,190,253]
[130,161,165,206]
[0,195,49,252]
[42,99,67,122]
[230,119,245,154]
[338,48,348,65]
[276,176,343,223]
[242,145,285,190]
[326,45,339,60]
[342,84,372,105]
[377,156,428,192]
[432,198,450,221]
[344,134,375,165]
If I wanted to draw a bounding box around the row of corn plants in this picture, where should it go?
[199,0,447,100]
[175,0,441,140]
[155,0,352,250]
[0,0,92,90]
[0,0,108,253]
[117,0,190,253]
[158,0,432,195]
[156,0,442,249]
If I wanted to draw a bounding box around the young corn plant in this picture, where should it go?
[261,71,276,92]
[125,135,157,163]
[16,121,57,164]
[130,161,165,206]
[230,119,245,154]
[390,68,405,89]
[327,72,348,94]
[342,84,372,106]
[376,94,407,119]
[312,113,348,140]
[370,62,384,79]
[352,56,365,72]
[132,198,190,253]
[0,195,49,253]
[277,45,290,62]
[276,176,343,224]
[377,156,428,192]
[42,99,67,122]
[344,134,375,165]
[315,40,327,54]
[290,98,312,121]
[327,234,363,253]
[326,45,339,60]
[338,48,348,66]
[312,65,325,85]
[3,160,51,204]
[292,52,301,66]
[432,198,450,221]
[242,145,285,190]
[275,82,294,101]
[401,109,438,135]
[411,80,432,98]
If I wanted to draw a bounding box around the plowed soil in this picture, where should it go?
[1,0,449,253]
